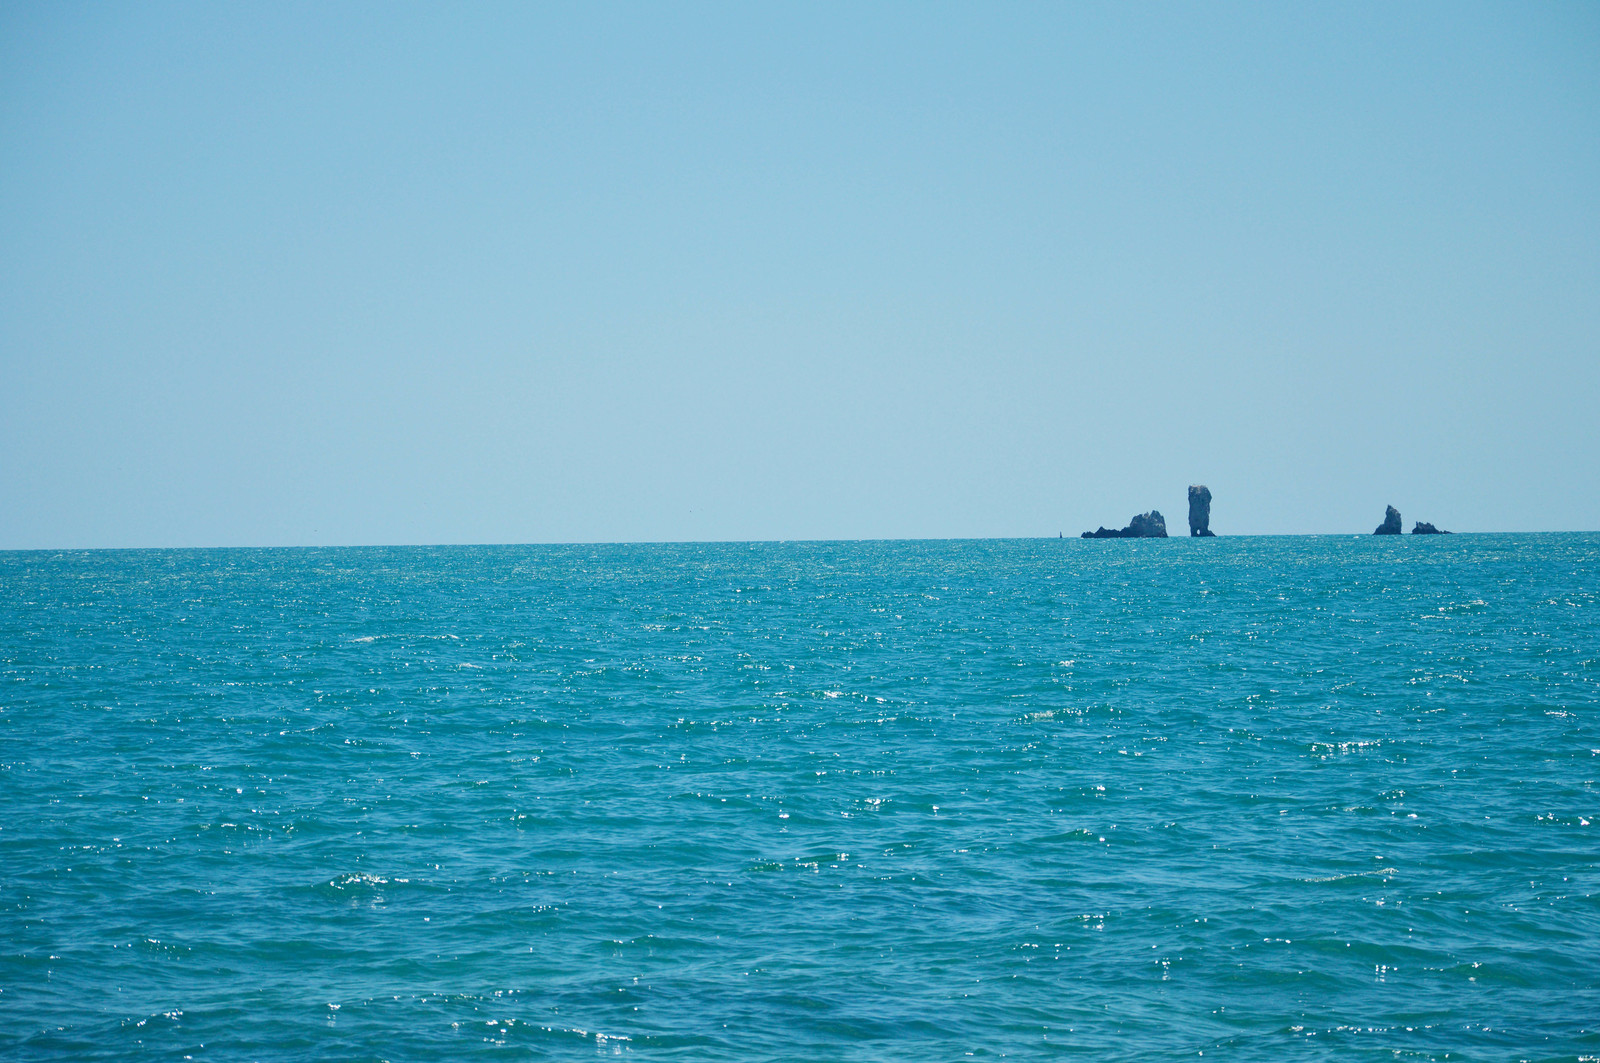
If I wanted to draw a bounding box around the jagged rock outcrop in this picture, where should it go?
[1082,511,1168,538]
[1374,505,1402,535]
[1128,511,1167,537]
[1188,485,1214,536]
[1411,522,1450,535]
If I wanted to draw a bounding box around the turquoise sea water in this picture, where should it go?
[2,535,1597,1061]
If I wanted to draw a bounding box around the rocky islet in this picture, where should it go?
[1082,511,1168,538]
[1372,505,1451,535]
[1081,494,1455,538]
[1188,485,1215,537]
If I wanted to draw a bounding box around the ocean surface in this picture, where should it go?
[2,535,1597,1062]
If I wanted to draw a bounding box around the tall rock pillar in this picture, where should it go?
[1188,485,1214,537]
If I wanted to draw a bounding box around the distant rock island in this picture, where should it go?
[1082,511,1168,538]
[1072,495,1455,539]
[1374,506,1451,534]
[1188,485,1215,536]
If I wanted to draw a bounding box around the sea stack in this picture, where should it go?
[1188,485,1215,537]
[1082,511,1168,538]
[1412,522,1450,535]
[1374,506,1402,535]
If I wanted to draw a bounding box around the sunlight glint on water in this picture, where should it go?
[1,536,1597,1060]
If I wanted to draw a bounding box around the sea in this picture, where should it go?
[1,535,1596,1061]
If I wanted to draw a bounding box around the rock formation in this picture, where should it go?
[1128,511,1167,537]
[1411,521,1450,535]
[1374,505,1402,535]
[1188,485,1214,536]
[1082,511,1168,538]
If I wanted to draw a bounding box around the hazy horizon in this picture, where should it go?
[3,527,1593,553]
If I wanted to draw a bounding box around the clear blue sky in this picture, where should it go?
[3,2,1596,546]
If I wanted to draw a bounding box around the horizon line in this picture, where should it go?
[5,529,1598,553]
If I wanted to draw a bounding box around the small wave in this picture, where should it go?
[327,872,388,889]
[1301,868,1396,882]
[1308,739,1382,756]
[348,633,462,643]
